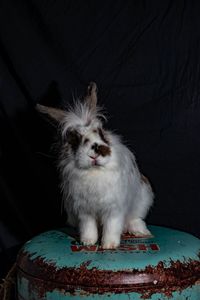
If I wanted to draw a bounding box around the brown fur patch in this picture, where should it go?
[97,145,111,157]
[67,130,82,153]
[98,128,109,144]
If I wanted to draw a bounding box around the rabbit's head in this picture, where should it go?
[37,82,112,169]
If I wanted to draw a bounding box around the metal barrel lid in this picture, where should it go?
[17,225,200,298]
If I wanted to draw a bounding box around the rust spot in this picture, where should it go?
[17,250,200,298]
[97,145,111,157]
[80,260,92,268]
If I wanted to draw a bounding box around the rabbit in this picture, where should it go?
[37,82,154,249]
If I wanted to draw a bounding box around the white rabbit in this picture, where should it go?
[37,82,154,249]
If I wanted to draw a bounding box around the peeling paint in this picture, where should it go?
[16,226,200,299]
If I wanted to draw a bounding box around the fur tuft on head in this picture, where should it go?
[61,101,106,138]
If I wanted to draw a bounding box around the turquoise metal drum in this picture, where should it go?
[16,225,200,299]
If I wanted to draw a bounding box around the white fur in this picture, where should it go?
[59,101,154,249]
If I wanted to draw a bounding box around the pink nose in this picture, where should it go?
[89,155,99,160]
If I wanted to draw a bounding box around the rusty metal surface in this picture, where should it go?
[16,225,200,299]
[17,253,200,298]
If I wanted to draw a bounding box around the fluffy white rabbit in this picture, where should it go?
[37,82,154,249]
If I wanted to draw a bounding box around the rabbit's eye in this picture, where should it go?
[84,138,90,145]
[66,130,82,153]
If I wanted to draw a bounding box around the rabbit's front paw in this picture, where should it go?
[126,218,152,237]
[102,235,120,249]
[81,236,98,246]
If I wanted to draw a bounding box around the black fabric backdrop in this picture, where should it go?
[0,0,200,277]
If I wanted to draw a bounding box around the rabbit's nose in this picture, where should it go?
[91,143,99,153]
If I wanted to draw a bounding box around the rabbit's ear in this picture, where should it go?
[36,104,66,122]
[85,82,97,110]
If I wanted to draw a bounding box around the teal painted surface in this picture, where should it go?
[45,287,200,300]
[17,226,200,299]
[22,225,200,271]
[18,276,200,300]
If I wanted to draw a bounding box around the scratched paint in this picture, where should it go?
[19,225,200,270]
[16,225,200,299]
[17,276,200,300]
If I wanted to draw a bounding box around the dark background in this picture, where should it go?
[0,0,200,279]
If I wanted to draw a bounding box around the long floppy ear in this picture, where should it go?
[36,104,66,122]
[84,82,97,110]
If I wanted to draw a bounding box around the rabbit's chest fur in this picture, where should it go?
[68,166,126,214]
